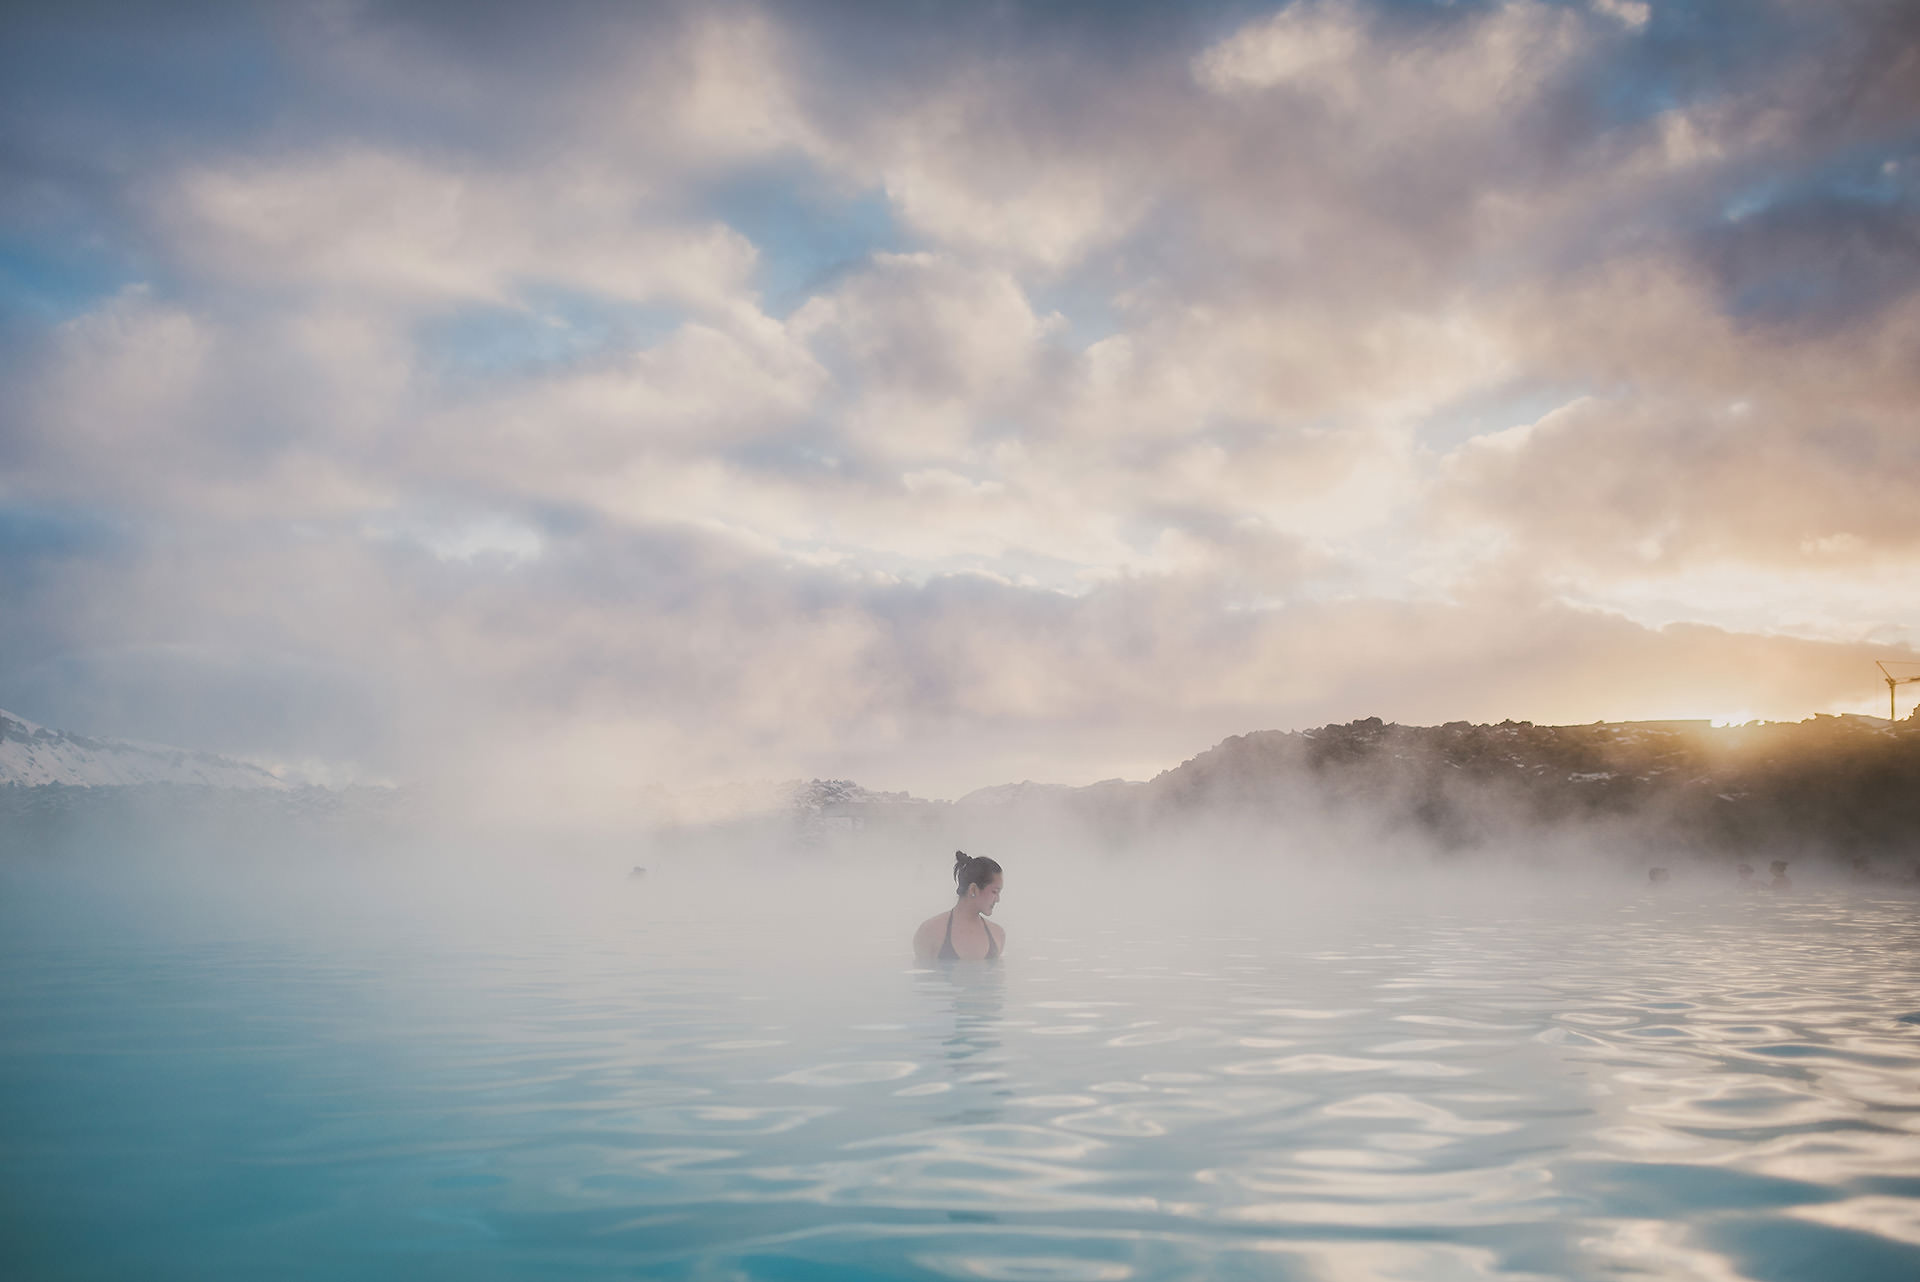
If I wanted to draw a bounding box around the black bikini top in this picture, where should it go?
[938,906,1000,961]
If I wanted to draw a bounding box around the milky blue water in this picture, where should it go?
[4,857,1920,1282]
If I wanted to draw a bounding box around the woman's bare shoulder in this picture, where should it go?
[987,921,1006,951]
[912,911,949,960]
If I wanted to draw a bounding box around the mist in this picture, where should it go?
[1,748,1856,970]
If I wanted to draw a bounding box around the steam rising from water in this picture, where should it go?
[5,828,1920,1280]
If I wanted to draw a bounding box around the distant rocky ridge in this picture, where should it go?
[1132,714,1920,860]
[0,709,405,856]
[7,707,1920,865]
[1,708,289,789]
[955,781,1077,807]
[769,713,1920,864]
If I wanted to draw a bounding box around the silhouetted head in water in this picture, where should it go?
[1648,867,1670,885]
[1769,859,1792,891]
[1737,863,1754,881]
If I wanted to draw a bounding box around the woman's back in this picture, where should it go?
[914,907,1001,961]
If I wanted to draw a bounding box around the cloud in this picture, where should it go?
[793,252,1055,408]
[159,148,762,310]
[1,506,1896,806]
[1440,382,1920,577]
[3,0,1919,801]
[1432,246,1920,574]
[1591,0,1650,33]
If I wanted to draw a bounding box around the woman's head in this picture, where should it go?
[953,850,1003,913]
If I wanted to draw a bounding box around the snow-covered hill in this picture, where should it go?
[955,780,1074,807]
[0,709,288,789]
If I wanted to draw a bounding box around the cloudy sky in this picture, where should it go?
[2,0,1917,804]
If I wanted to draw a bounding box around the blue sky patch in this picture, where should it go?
[0,237,139,325]
[0,506,128,560]
[415,288,683,379]
[703,161,905,316]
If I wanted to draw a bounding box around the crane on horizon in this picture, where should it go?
[1877,660,1920,722]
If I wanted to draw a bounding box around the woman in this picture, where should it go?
[914,851,1005,962]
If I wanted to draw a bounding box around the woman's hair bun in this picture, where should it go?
[952,849,1002,896]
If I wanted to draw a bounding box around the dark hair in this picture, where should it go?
[953,850,1002,897]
